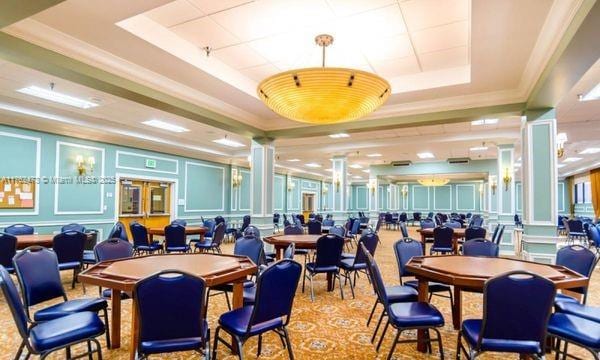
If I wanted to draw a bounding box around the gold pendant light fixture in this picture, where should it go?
[417,177,450,187]
[257,34,391,124]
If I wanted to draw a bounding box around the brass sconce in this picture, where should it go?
[231,168,243,188]
[401,185,408,198]
[287,179,296,192]
[556,132,567,158]
[322,184,329,195]
[490,180,497,195]
[333,173,341,191]
[76,155,95,176]
[503,167,512,191]
[367,180,377,195]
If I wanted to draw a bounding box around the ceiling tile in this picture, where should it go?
[419,46,469,72]
[214,43,268,69]
[170,16,239,48]
[400,0,469,31]
[325,0,396,17]
[145,0,205,28]
[247,31,314,64]
[239,63,279,82]
[360,33,414,63]
[411,21,469,54]
[371,56,420,78]
[339,4,407,40]
[187,0,251,14]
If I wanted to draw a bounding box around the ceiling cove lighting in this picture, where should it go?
[17,86,99,109]
[305,163,321,168]
[563,157,582,163]
[580,147,600,154]
[257,34,390,124]
[362,169,370,173]
[469,146,488,151]
[142,119,189,133]
[349,164,363,169]
[579,83,600,101]
[329,133,350,139]
[417,177,450,187]
[287,158,301,162]
[417,152,435,159]
[212,137,245,148]
[471,118,498,126]
[367,153,382,157]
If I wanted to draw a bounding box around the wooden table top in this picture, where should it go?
[78,253,256,292]
[15,234,54,249]
[417,227,466,237]
[406,255,589,290]
[147,226,207,235]
[264,234,322,246]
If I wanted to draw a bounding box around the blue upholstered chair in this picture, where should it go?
[243,243,296,305]
[364,244,444,359]
[420,218,435,229]
[399,222,409,238]
[339,232,379,298]
[307,220,322,235]
[284,224,308,263]
[566,219,586,244]
[273,213,280,233]
[4,223,34,235]
[12,246,111,347]
[302,234,345,301]
[446,220,462,229]
[492,224,505,245]
[213,259,302,360]
[490,225,500,242]
[548,312,600,360]
[469,215,484,228]
[465,226,486,241]
[171,219,187,226]
[0,265,105,360]
[430,226,454,254]
[514,214,523,227]
[323,218,334,227]
[411,212,422,226]
[586,225,600,253]
[195,222,225,253]
[107,221,128,241]
[94,238,134,299]
[349,218,361,244]
[554,245,597,304]
[463,239,499,257]
[61,223,86,233]
[399,212,408,223]
[0,232,17,273]
[456,271,555,359]
[134,270,210,358]
[130,222,162,255]
[164,223,190,253]
[554,302,600,323]
[52,231,86,288]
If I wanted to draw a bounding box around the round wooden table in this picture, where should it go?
[78,253,256,359]
[406,255,590,352]
[416,227,466,254]
[147,226,207,242]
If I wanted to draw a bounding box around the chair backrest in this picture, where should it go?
[432,226,454,249]
[0,266,29,341]
[385,213,393,222]
[413,212,422,221]
[0,233,17,269]
[307,220,322,235]
[470,215,484,227]
[94,238,134,262]
[130,222,149,247]
[210,222,226,246]
[446,220,462,229]
[4,224,34,235]
[171,219,187,226]
[329,225,345,238]
[241,215,251,231]
[323,219,334,227]
[314,234,344,268]
[478,271,555,352]
[399,212,408,222]
[283,243,295,260]
[363,243,389,308]
[203,219,216,238]
[243,225,261,239]
[567,219,584,233]
[134,271,207,348]
[514,214,521,225]
[463,239,499,257]
[61,223,86,233]
[297,214,305,225]
[490,225,500,242]
[283,225,303,235]
[214,216,225,226]
[586,225,600,247]
[420,219,435,229]
[249,259,302,327]
[107,221,128,241]
[427,211,434,219]
[353,232,379,265]
[13,247,65,308]
[494,225,505,245]
[273,213,280,224]
[164,224,186,248]
[350,218,360,235]
[393,238,423,278]
[234,236,264,266]
[399,222,409,238]
[465,226,486,241]
[555,245,596,296]
[374,218,382,233]
[53,231,86,265]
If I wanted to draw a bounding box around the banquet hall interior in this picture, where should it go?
[0,0,599,359]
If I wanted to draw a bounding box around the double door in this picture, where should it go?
[118,179,172,239]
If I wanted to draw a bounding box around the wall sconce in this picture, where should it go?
[556,132,567,158]
[490,180,497,195]
[322,184,329,195]
[367,179,377,195]
[333,173,341,191]
[401,185,408,198]
[479,183,484,194]
[231,168,243,188]
[76,155,95,176]
[287,179,296,192]
[503,167,512,191]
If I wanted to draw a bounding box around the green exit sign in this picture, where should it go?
[145,159,157,168]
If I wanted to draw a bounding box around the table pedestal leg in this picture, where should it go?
[276,246,283,260]
[420,234,426,254]
[416,278,429,353]
[129,297,139,360]
[327,272,334,291]
[110,289,121,349]
[452,287,462,330]
[231,282,244,355]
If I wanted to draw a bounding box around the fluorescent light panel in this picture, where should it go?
[329,133,350,138]
[367,153,382,157]
[17,86,99,109]
[471,118,498,126]
[305,163,321,168]
[362,169,370,173]
[563,157,582,163]
[469,146,488,151]
[213,138,245,147]
[287,158,301,162]
[142,119,189,133]
[581,83,600,101]
[349,164,362,169]
[417,152,435,159]
[580,147,600,154]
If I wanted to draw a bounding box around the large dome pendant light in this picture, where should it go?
[257,34,391,124]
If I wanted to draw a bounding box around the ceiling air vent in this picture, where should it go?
[391,160,412,167]
[447,157,470,164]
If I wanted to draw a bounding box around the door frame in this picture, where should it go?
[114,173,178,223]
[301,191,318,212]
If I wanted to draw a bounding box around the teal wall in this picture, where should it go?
[514,180,568,216]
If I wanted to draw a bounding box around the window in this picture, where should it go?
[584,181,592,204]
[575,183,584,204]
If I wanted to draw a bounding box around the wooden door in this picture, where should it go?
[302,193,315,220]
[118,179,172,239]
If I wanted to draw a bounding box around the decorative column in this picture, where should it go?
[497,144,515,254]
[368,176,379,218]
[521,109,559,264]
[250,138,275,235]
[332,156,348,220]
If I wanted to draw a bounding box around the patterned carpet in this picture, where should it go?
[0,227,597,359]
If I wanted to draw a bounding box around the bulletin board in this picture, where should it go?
[0,180,36,209]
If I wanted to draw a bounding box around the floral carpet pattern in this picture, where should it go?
[0,227,597,359]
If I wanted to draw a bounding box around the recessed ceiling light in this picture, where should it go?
[325,168,333,172]
[352,175,362,179]
[563,157,582,163]
[469,146,488,151]
[580,147,600,154]
[287,158,301,162]
[471,118,498,126]
[367,153,382,157]
[417,152,435,159]
[305,163,321,168]
[213,138,245,147]
[580,83,600,101]
[362,169,370,173]
[142,119,189,133]
[349,164,363,169]
[329,133,350,138]
[557,164,566,168]
[17,86,100,109]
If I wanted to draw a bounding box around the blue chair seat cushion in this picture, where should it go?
[58,261,81,270]
[140,320,208,354]
[340,252,355,259]
[30,311,105,352]
[461,319,542,354]
[385,285,418,303]
[431,247,453,253]
[306,262,338,273]
[33,298,108,322]
[339,258,367,270]
[568,232,586,237]
[388,302,444,328]
[218,306,282,337]
[101,288,131,300]
[194,240,215,248]
[82,250,96,264]
[404,280,451,293]
[294,249,309,255]
[166,245,190,252]
[548,313,600,349]
[554,302,600,323]
[554,292,579,305]
[136,242,162,251]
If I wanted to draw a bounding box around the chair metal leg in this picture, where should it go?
[14,340,25,360]
[103,307,111,348]
[309,274,315,302]
[301,267,307,293]
[347,271,356,299]
[236,337,244,360]
[367,300,379,326]
[432,327,445,359]
[376,320,390,352]
[87,340,93,360]
[257,334,262,357]
[337,273,345,300]
[371,310,386,343]
[212,326,221,360]
[282,326,294,360]
[386,329,402,360]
